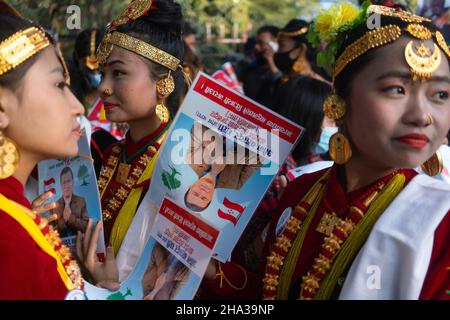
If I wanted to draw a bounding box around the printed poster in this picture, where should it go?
[147,72,303,263]
[84,197,219,300]
[84,72,302,299]
[38,131,105,257]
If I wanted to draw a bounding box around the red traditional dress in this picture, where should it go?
[232,155,297,272]
[200,165,450,300]
[98,120,170,257]
[0,176,82,299]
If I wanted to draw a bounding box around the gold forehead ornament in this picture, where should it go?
[405,41,441,81]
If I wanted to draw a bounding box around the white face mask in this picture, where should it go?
[313,127,339,155]
[87,73,102,88]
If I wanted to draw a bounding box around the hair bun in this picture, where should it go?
[141,0,183,37]
[281,19,309,34]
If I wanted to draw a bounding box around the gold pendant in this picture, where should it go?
[316,212,341,236]
[404,41,441,81]
[116,163,131,184]
[156,104,170,123]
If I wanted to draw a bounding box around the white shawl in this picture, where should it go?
[339,174,450,300]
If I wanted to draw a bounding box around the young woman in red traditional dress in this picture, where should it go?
[77,0,190,283]
[200,2,450,300]
[0,3,86,299]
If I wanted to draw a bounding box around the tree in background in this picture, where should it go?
[178,0,321,40]
[7,0,126,34]
[5,0,322,72]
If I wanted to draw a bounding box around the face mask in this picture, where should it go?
[274,48,296,72]
[313,127,339,155]
[86,72,102,89]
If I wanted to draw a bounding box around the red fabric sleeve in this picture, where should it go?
[0,212,68,300]
[419,211,450,300]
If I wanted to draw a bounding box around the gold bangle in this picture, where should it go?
[216,262,248,291]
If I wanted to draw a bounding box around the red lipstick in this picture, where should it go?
[103,101,119,111]
[394,133,429,149]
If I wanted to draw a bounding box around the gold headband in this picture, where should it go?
[278,26,308,38]
[0,27,50,77]
[334,25,402,78]
[333,24,450,79]
[368,5,431,23]
[97,31,180,71]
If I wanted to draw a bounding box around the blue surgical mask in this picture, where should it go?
[86,73,102,88]
[313,127,338,155]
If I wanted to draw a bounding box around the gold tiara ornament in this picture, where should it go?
[97,31,180,71]
[86,29,99,71]
[367,5,431,23]
[110,0,157,29]
[0,27,51,77]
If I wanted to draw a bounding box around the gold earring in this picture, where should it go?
[421,150,443,176]
[156,104,170,123]
[0,131,20,180]
[323,94,346,121]
[292,58,308,74]
[103,88,113,96]
[329,132,352,165]
[156,73,175,97]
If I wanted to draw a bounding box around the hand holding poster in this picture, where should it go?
[83,197,219,300]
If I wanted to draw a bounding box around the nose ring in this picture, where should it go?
[104,88,113,96]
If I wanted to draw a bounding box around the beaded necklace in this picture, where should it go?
[263,168,405,300]
[98,118,172,222]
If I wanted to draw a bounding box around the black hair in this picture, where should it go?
[60,166,74,180]
[69,28,105,103]
[279,19,328,80]
[116,0,185,113]
[72,28,105,68]
[0,12,42,91]
[271,76,331,164]
[335,4,447,100]
[182,22,196,38]
[257,25,279,38]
